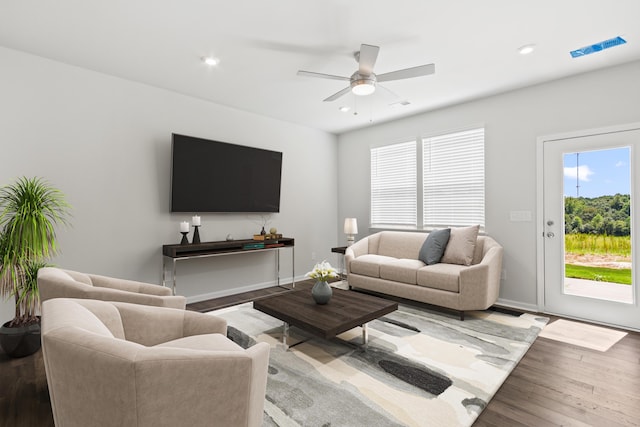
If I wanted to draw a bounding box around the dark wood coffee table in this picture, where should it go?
[253,287,398,349]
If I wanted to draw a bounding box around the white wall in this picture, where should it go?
[338,59,640,310]
[0,47,339,322]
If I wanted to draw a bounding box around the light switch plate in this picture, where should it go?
[510,211,532,222]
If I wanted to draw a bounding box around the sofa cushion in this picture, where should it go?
[419,228,451,265]
[379,259,425,285]
[350,254,397,278]
[377,231,428,259]
[417,263,466,293]
[441,225,479,266]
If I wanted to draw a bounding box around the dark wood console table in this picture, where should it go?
[162,238,295,295]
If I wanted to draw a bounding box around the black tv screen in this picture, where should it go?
[170,134,282,213]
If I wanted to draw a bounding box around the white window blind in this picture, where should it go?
[370,141,417,228]
[422,128,485,228]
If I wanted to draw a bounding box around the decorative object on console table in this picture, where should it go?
[191,215,201,244]
[344,218,358,246]
[305,261,339,304]
[179,221,189,245]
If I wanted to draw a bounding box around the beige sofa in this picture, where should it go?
[345,230,503,320]
[38,267,186,309]
[41,298,270,427]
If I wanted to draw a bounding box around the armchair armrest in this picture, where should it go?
[79,286,186,309]
[133,341,270,427]
[90,273,173,296]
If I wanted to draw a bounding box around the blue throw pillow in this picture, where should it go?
[419,228,451,265]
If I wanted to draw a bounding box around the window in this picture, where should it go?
[422,128,485,228]
[370,141,417,228]
[370,128,484,230]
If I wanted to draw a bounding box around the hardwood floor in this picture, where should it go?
[1,285,638,427]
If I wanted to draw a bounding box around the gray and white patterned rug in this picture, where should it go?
[210,301,548,427]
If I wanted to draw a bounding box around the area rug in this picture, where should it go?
[210,302,548,427]
[539,318,627,352]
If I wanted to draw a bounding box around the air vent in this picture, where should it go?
[570,36,627,58]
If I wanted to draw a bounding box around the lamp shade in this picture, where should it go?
[344,218,358,235]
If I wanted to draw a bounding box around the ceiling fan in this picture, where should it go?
[297,43,435,102]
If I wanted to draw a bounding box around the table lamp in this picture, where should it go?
[344,218,358,246]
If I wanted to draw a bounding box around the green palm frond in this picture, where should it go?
[0,177,70,326]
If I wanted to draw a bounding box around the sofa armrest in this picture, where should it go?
[345,237,370,273]
[459,245,503,309]
[113,302,226,346]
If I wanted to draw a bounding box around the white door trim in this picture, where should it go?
[536,122,640,314]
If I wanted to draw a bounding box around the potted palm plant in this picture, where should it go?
[0,177,70,358]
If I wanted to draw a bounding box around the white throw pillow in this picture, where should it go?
[441,225,479,266]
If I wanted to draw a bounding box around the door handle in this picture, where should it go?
[547,220,554,226]
[547,232,555,238]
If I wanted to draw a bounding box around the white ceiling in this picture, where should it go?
[1,1,639,134]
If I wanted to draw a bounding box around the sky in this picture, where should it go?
[563,147,630,198]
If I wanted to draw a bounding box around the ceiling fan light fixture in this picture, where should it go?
[351,79,376,96]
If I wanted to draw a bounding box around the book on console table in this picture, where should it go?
[243,242,265,250]
[265,243,285,248]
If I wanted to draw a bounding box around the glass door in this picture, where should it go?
[543,128,640,330]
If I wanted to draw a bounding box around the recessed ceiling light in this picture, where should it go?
[202,56,220,66]
[518,44,536,55]
[339,106,350,112]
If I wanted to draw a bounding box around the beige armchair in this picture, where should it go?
[41,298,270,427]
[38,267,186,309]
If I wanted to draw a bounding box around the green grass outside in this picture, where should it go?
[565,264,631,285]
[565,234,630,257]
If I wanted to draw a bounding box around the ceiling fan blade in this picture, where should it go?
[358,44,380,76]
[323,86,351,102]
[297,70,350,81]
[377,63,435,82]
[378,84,410,106]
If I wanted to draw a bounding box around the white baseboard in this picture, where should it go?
[185,275,305,304]
[495,298,540,313]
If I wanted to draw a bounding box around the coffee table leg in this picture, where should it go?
[362,323,369,347]
[282,322,289,350]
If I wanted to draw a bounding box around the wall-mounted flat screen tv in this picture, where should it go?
[171,133,282,213]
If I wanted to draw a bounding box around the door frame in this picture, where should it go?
[536,121,640,320]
